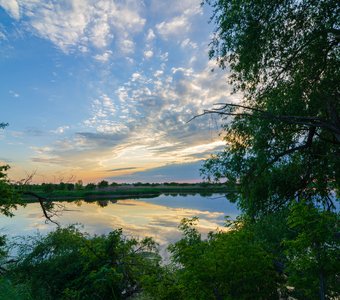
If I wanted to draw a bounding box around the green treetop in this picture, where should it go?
[201,0,340,217]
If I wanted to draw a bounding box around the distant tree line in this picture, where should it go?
[12,180,224,194]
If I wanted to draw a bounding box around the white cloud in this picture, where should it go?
[156,15,190,38]
[1,0,145,54]
[94,50,112,62]
[51,126,70,134]
[90,17,112,48]
[143,50,153,59]
[119,39,134,54]
[154,70,163,77]
[131,72,142,82]
[160,52,169,62]
[29,59,234,176]
[146,28,155,41]
[84,93,118,132]
[150,0,201,18]
[181,38,197,49]
[0,0,20,20]
[101,94,115,114]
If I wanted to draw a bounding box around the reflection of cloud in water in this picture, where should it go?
[26,213,44,218]
[116,202,139,206]
[0,196,237,250]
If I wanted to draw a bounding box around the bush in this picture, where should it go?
[9,226,160,300]
[143,218,280,300]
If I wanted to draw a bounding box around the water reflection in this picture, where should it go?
[0,194,238,248]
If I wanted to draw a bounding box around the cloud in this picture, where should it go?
[4,0,238,182]
[143,50,153,59]
[25,128,46,137]
[154,0,202,40]
[181,38,197,49]
[107,167,137,172]
[0,0,20,20]
[93,50,112,62]
[150,0,201,18]
[84,94,120,132]
[146,28,155,41]
[50,126,70,134]
[156,15,190,38]
[31,58,234,178]
[0,0,146,54]
[9,90,20,97]
[119,39,135,54]
[108,161,204,183]
[31,157,67,165]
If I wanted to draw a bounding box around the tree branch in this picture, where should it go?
[268,126,316,166]
[22,191,60,226]
[189,103,340,142]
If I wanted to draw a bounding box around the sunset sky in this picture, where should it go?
[0,0,239,183]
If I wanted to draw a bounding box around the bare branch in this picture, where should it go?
[188,103,340,142]
[22,191,61,226]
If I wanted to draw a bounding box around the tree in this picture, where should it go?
[143,218,280,299]
[75,180,83,190]
[201,0,340,217]
[284,202,339,299]
[0,124,20,217]
[8,226,160,300]
[97,180,109,189]
[85,183,96,190]
[0,165,20,217]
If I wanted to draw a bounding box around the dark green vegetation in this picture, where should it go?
[199,0,340,298]
[19,182,233,201]
[202,0,339,216]
[1,210,338,299]
[1,0,339,299]
[0,226,160,300]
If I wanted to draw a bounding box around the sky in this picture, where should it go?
[0,0,239,183]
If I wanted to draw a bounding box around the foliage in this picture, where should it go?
[198,2,340,298]
[85,183,96,190]
[143,218,280,300]
[202,0,340,216]
[8,226,160,300]
[0,165,20,217]
[0,278,32,300]
[98,180,109,189]
[75,180,83,190]
[284,202,340,299]
[0,123,20,217]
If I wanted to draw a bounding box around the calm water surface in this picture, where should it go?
[0,194,239,248]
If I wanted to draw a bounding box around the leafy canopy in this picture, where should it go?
[0,123,20,217]
[202,0,340,216]
[9,226,160,300]
[143,218,280,300]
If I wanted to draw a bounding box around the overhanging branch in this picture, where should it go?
[188,103,340,142]
[23,191,61,226]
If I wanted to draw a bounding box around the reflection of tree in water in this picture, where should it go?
[96,200,108,207]
[96,199,118,207]
[74,199,83,207]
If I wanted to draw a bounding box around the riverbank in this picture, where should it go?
[20,184,236,202]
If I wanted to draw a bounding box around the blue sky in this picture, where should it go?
[0,0,239,183]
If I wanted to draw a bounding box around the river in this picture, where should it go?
[0,194,239,256]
